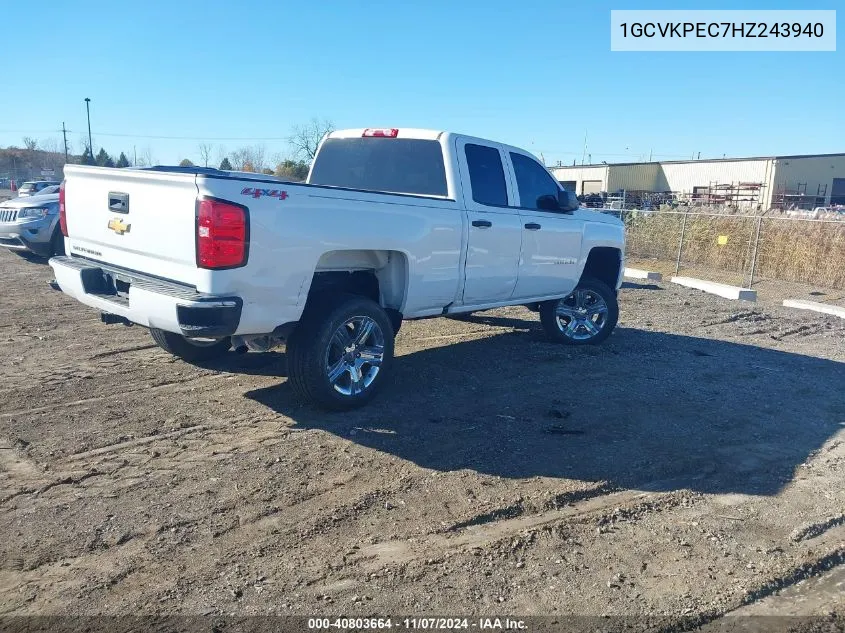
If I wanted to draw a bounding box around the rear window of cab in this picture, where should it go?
[309,138,448,197]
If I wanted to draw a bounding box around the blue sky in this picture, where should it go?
[1,0,841,166]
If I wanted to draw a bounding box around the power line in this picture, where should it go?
[91,132,292,141]
[0,128,707,160]
[0,129,290,141]
[0,129,68,135]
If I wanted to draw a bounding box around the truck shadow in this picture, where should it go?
[196,351,288,377]
[12,251,50,266]
[245,326,845,497]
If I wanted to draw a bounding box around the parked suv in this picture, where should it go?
[18,180,61,197]
[0,190,64,257]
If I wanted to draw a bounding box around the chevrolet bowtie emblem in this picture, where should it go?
[107,217,131,235]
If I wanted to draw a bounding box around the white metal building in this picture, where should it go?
[550,153,845,209]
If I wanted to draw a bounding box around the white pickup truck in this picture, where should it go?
[50,128,625,410]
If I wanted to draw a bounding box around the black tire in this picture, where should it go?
[149,328,231,362]
[540,277,618,345]
[51,229,65,256]
[286,294,394,411]
[386,309,402,336]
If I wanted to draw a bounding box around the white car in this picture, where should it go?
[785,206,836,220]
[50,128,625,409]
[17,180,61,197]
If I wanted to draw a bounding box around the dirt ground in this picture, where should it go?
[0,248,843,626]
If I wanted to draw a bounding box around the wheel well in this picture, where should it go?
[306,249,408,315]
[307,270,380,303]
[581,247,621,289]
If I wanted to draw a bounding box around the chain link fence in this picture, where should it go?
[618,209,845,306]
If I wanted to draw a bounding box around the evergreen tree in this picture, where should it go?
[95,148,114,167]
[80,147,95,165]
[179,158,194,167]
[116,152,130,168]
[219,157,233,170]
[274,159,309,181]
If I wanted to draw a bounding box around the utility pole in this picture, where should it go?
[84,98,93,157]
[581,130,588,165]
[62,122,69,164]
[648,149,653,162]
[133,146,137,166]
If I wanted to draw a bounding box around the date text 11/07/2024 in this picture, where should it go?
[307,617,528,630]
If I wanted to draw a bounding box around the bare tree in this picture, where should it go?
[251,145,267,172]
[41,138,61,155]
[288,118,334,161]
[198,142,213,168]
[23,137,38,151]
[229,148,249,171]
[229,145,268,172]
[135,146,155,167]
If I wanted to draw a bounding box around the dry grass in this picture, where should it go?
[624,210,845,289]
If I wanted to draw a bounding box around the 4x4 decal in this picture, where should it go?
[241,187,288,200]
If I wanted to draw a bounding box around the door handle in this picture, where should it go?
[524,222,542,230]
[471,220,492,228]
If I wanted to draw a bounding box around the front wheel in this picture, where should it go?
[286,295,394,411]
[539,277,618,345]
[149,328,231,362]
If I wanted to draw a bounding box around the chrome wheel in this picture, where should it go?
[554,289,609,341]
[325,316,385,396]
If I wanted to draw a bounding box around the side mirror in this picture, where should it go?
[536,194,560,211]
[558,190,579,212]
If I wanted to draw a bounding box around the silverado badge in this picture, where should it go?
[107,217,131,235]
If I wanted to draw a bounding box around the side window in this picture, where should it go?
[465,144,507,207]
[510,152,561,210]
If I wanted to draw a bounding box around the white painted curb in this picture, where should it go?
[624,268,662,281]
[671,276,757,301]
[782,299,845,319]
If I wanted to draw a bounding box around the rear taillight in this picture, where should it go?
[58,181,67,237]
[362,128,399,138]
[196,197,249,269]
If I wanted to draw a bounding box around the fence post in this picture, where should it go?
[675,211,688,275]
[748,216,763,288]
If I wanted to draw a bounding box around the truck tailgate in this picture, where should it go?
[63,165,201,287]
